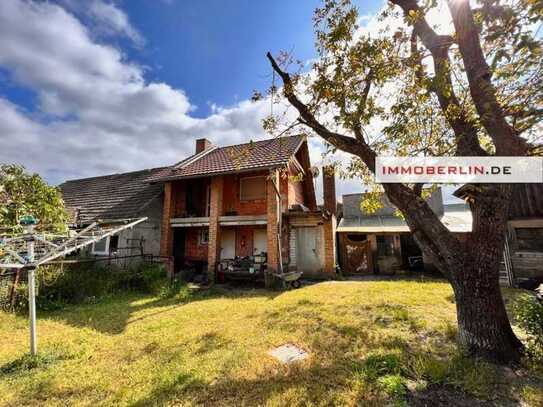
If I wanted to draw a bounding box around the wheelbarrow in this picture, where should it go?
[273,271,303,289]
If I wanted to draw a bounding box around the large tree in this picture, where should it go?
[265,0,542,362]
[0,165,68,233]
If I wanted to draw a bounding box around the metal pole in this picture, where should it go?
[27,239,37,356]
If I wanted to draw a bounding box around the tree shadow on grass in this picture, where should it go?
[43,284,285,335]
[136,300,537,406]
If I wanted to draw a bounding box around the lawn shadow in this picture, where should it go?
[44,283,284,335]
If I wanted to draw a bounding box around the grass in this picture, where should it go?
[0,279,541,406]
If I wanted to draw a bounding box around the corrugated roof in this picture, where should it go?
[147,135,305,182]
[59,168,165,225]
[337,205,472,233]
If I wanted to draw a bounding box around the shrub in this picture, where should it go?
[514,294,543,365]
[127,263,168,294]
[12,261,169,311]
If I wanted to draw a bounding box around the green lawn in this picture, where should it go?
[0,279,541,406]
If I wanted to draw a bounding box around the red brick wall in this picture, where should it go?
[222,172,268,216]
[172,180,186,217]
[185,228,208,260]
[160,182,173,257]
[266,170,279,273]
[208,176,223,277]
[322,165,337,214]
[287,166,304,208]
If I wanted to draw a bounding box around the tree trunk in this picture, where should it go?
[396,184,524,363]
[449,185,523,362]
[451,263,523,362]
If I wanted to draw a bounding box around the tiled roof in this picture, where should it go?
[148,135,305,182]
[59,168,165,225]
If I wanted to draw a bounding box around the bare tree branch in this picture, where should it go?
[267,50,462,273]
[267,51,377,170]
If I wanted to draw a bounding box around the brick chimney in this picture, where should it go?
[322,165,337,214]
[195,138,213,154]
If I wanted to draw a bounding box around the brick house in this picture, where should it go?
[147,135,337,281]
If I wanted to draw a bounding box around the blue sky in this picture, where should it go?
[0,0,462,202]
[2,0,381,118]
[0,0,377,187]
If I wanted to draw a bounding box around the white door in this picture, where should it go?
[295,227,324,275]
[220,229,236,259]
[253,229,267,255]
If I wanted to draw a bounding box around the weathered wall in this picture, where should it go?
[83,192,163,259]
[508,219,543,279]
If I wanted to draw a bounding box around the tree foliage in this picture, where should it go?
[0,165,68,233]
[264,0,542,362]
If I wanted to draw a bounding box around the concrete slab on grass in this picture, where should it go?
[268,344,309,364]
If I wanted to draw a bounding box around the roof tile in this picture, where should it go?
[148,135,304,182]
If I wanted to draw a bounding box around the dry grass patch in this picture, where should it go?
[0,279,541,406]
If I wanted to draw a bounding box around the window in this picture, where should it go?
[91,235,120,255]
[240,176,266,201]
[92,237,108,255]
[199,229,209,245]
[205,185,211,216]
[109,235,119,254]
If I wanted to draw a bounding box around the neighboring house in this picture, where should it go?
[455,184,543,285]
[148,135,337,279]
[59,168,165,258]
[337,188,472,275]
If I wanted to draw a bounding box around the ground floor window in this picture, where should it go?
[92,235,120,256]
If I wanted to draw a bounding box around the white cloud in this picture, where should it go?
[88,0,145,47]
[0,0,278,185]
[0,0,455,203]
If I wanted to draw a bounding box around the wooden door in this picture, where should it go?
[340,234,371,274]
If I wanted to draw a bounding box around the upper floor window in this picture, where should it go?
[240,176,266,201]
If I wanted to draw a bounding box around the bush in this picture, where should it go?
[12,261,168,311]
[514,294,543,365]
[127,263,168,294]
